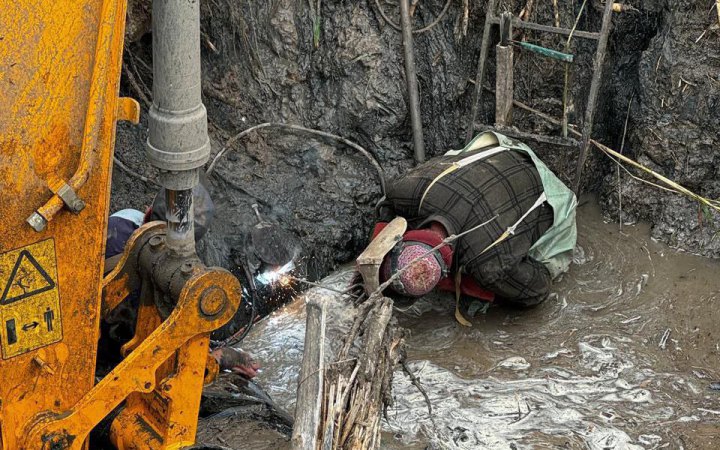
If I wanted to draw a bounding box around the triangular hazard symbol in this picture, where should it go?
[0,250,56,305]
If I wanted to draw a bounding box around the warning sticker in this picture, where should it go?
[0,239,62,359]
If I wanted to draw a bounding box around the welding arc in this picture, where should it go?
[205,123,387,196]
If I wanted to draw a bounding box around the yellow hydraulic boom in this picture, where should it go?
[0,1,240,449]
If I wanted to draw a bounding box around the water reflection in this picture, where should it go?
[240,200,720,449]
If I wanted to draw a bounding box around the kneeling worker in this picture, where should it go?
[360,132,577,316]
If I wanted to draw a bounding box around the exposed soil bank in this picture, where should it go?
[112,1,720,281]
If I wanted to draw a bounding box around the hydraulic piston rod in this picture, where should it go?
[147,0,211,255]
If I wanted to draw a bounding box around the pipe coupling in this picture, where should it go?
[146,104,210,183]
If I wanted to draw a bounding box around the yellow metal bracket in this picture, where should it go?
[23,266,241,449]
[116,97,140,124]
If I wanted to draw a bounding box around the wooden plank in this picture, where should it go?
[495,44,514,127]
[290,297,326,450]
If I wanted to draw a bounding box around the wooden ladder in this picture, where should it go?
[466,0,616,192]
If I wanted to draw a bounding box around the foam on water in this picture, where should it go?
[240,201,720,449]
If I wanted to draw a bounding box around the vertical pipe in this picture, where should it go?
[147,0,211,255]
[164,189,195,256]
[399,0,425,164]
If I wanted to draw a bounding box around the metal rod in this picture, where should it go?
[573,0,615,193]
[466,0,498,143]
[399,0,425,163]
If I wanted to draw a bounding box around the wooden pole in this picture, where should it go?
[399,0,425,163]
[495,13,513,127]
[466,0,498,143]
[291,296,327,450]
[572,0,614,193]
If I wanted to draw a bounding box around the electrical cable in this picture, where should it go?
[205,122,386,196]
[216,260,258,348]
[373,0,452,34]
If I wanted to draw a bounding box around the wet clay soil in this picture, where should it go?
[199,197,720,449]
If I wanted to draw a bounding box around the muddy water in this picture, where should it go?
[234,199,720,449]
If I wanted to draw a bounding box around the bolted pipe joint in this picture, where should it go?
[146,0,210,190]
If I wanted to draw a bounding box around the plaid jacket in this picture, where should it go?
[379,147,554,305]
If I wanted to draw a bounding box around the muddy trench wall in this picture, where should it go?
[110,0,720,281]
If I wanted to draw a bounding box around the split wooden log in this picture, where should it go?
[292,294,405,450]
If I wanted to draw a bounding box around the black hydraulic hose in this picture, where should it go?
[205,122,387,197]
[216,260,258,348]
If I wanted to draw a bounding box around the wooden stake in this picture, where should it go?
[399,0,426,163]
[495,45,514,127]
[495,13,514,127]
[466,0,498,143]
[572,0,615,193]
[291,296,327,450]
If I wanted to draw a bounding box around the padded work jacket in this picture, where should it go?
[379,132,577,304]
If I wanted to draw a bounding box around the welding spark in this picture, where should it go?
[256,260,296,286]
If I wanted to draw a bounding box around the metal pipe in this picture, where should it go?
[399,0,425,164]
[164,188,195,255]
[147,0,211,254]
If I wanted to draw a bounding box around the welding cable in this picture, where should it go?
[374,0,452,34]
[217,261,259,348]
[206,122,386,196]
[226,290,257,346]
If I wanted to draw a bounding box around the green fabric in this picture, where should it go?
[450,131,578,278]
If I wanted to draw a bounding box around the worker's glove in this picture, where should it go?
[211,347,260,379]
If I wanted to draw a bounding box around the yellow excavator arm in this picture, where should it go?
[0,1,239,449]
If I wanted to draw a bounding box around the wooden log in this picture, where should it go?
[291,296,327,450]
